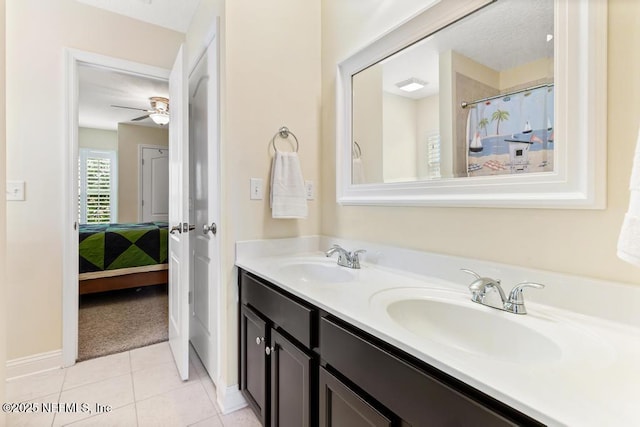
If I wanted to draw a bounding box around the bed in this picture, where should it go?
[79,222,169,294]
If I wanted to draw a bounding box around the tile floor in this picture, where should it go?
[5,343,261,426]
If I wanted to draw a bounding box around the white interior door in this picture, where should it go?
[141,147,169,222]
[188,34,221,382]
[168,44,191,381]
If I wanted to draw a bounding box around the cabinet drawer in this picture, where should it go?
[321,317,531,427]
[240,270,314,348]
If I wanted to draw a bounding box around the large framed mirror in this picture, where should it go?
[336,0,607,208]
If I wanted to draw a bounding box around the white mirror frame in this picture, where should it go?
[336,0,607,209]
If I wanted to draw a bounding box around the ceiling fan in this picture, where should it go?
[111,96,170,126]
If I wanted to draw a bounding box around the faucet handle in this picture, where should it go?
[460,268,481,280]
[506,282,545,314]
[325,244,344,257]
[461,268,501,291]
[508,282,545,302]
[461,268,508,305]
[350,249,366,268]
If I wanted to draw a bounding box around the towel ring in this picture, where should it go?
[352,141,362,159]
[271,126,299,153]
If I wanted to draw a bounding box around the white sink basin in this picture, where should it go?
[386,297,561,363]
[278,261,356,283]
[369,287,609,364]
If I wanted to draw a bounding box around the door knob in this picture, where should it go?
[170,223,196,234]
[256,336,264,345]
[265,346,276,356]
[203,222,217,235]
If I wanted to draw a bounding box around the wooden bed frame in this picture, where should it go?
[79,266,168,295]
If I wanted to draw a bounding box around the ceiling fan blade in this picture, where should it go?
[110,104,149,112]
[131,114,150,121]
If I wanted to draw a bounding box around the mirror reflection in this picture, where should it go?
[351,0,554,185]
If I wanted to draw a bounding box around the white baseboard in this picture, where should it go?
[6,350,64,380]
[216,380,247,415]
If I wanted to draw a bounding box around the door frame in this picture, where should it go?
[63,49,170,366]
[138,144,169,223]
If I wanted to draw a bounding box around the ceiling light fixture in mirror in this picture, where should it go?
[336,0,607,208]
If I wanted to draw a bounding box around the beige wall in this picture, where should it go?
[0,0,7,419]
[383,93,417,182]
[209,0,321,387]
[117,124,168,223]
[438,50,458,177]
[5,0,183,359]
[321,0,640,286]
[500,57,553,91]
[78,127,117,151]
[450,50,500,88]
[352,65,383,183]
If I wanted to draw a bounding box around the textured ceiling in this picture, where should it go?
[75,0,201,33]
[79,64,169,131]
[381,0,554,99]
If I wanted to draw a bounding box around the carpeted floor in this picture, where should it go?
[78,284,168,362]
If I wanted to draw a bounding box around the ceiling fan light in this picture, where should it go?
[150,96,169,112]
[150,112,169,125]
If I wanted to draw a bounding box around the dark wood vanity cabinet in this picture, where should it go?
[319,316,541,427]
[239,269,543,427]
[239,270,317,427]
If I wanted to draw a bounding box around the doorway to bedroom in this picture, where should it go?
[76,63,171,361]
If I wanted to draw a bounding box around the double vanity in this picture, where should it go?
[236,236,640,426]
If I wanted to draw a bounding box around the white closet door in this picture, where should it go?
[141,147,169,222]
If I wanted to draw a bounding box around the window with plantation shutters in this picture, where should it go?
[79,149,118,224]
[426,133,441,179]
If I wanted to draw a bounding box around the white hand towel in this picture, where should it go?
[618,126,640,266]
[270,151,308,219]
[352,158,365,184]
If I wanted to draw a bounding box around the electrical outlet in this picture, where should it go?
[305,180,314,200]
[6,181,25,201]
[250,178,263,200]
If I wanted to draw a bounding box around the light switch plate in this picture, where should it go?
[250,178,263,200]
[6,181,25,201]
[305,180,314,200]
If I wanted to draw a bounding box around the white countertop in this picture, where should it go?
[236,236,640,427]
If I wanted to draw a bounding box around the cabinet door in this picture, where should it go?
[269,329,313,427]
[319,367,393,427]
[240,305,268,425]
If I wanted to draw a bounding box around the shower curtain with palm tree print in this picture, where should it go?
[466,85,554,177]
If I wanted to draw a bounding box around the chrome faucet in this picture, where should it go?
[461,269,544,314]
[325,244,366,269]
[504,282,545,314]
